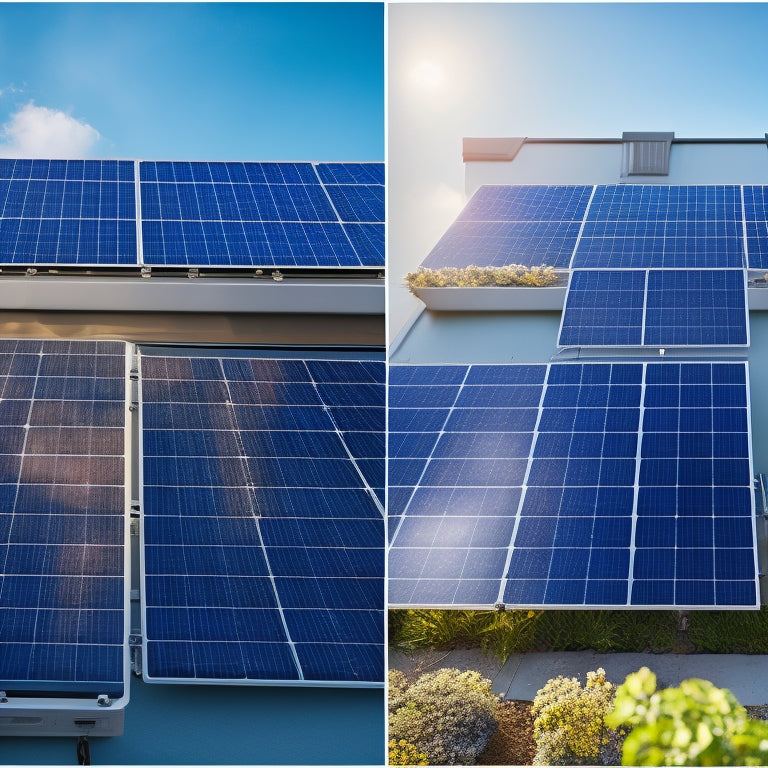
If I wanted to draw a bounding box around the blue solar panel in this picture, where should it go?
[559,269,748,347]
[559,270,645,346]
[388,362,757,609]
[421,185,592,269]
[644,269,748,346]
[742,186,768,269]
[140,353,384,685]
[0,160,136,265]
[139,161,384,268]
[422,221,581,270]
[420,184,752,271]
[0,339,127,696]
[316,163,384,186]
[573,185,744,269]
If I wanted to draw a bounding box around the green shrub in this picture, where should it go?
[405,264,559,292]
[388,667,499,765]
[606,666,768,766]
[688,608,768,653]
[390,609,540,659]
[535,611,676,653]
[531,667,617,766]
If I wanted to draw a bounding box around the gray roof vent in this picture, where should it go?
[621,132,674,176]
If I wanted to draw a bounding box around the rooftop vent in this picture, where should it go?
[621,132,674,176]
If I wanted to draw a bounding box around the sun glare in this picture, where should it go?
[408,58,445,90]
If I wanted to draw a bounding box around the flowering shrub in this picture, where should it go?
[405,264,559,292]
[388,738,429,765]
[532,667,617,765]
[606,666,768,766]
[388,667,499,765]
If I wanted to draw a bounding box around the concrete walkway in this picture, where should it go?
[491,651,768,705]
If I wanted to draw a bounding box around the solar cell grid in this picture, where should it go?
[559,269,748,347]
[388,362,758,609]
[140,352,384,685]
[0,161,136,265]
[0,339,128,696]
[420,184,757,270]
[139,161,384,268]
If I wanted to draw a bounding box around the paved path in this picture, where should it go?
[491,651,768,705]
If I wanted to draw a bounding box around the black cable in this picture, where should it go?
[77,736,91,766]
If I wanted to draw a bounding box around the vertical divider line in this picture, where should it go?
[640,269,650,346]
[497,365,549,606]
[218,358,304,681]
[627,362,647,606]
[306,361,384,517]
[568,185,597,269]
[740,185,749,269]
[134,159,143,267]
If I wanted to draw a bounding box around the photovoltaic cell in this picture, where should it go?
[140,352,384,685]
[139,161,384,268]
[559,269,748,348]
[421,185,592,269]
[0,160,136,265]
[388,362,757,609]
[0,339,127,696]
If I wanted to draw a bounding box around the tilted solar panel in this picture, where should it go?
[421,185,591,270]
[559,269,748,348]
[388,362,757,609]
[0,339,129,697]
[139,161,384,268]
[419,184,750,271]
[140,352,384,686]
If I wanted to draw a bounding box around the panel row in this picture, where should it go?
[388,362,757,609]
[422,184,768,270]
[0,160,384,268]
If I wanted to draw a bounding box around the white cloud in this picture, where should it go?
[0,102,101,158]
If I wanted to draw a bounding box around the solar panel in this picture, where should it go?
[421,185,592,269]
[388,362,757,609]
[0,159,136,265]
[0,339,128,697]
[420,184,750,271]
[139,161,384,268]
[558,270,645,346]
[140,352,384,686]
[558,269,748,347]
[743,185,768,269]
[572,185,744,269]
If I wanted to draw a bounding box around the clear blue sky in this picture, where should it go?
[0,2,383,160]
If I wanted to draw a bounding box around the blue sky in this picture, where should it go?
[0,2,383,160]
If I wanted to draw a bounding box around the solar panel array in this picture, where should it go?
[140,353,384,685]
[420,184,768,270]
[388,362,758,609]
[559,269,748,347]
[0,160,383,268]
[0,339,128,696]
[139,161,384,268]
